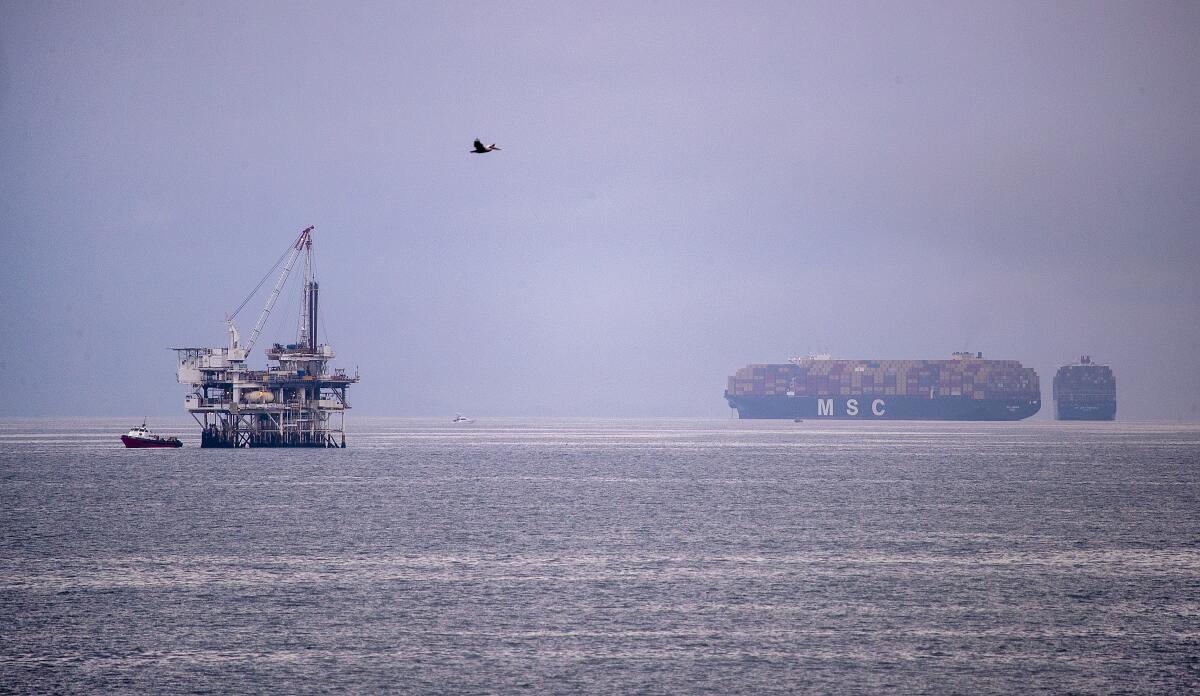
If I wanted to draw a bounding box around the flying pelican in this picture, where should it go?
[471,139,501,153]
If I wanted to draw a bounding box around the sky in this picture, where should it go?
[1,1,1198,419]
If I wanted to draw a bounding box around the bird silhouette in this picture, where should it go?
[471,139,501,153]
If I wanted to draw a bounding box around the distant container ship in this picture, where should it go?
[725,352,1041,420]
[1052,355,1116,420]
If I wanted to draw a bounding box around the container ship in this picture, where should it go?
[725,352,1041,420]
[1052,355,1116,420]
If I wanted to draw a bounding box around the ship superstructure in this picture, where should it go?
[1052,355,1116,420]
[173,226,359,447]
[725,352,1041,420]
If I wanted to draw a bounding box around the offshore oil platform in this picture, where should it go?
[173,226,359,447]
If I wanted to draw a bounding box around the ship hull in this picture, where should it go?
[121,435,183,448]
[726,394,1041,421]
[1055,401,1116,421]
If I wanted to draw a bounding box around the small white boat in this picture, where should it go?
[452,413,474,423]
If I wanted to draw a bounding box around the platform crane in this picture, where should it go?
[226,226,314,356]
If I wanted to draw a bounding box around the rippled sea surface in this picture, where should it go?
[2,417,1198,693]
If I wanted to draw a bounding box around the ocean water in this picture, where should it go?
[1,417,1198,694]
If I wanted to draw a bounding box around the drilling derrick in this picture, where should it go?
[172,226,359,447]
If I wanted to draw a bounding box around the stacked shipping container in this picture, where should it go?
[727,352,1040,401]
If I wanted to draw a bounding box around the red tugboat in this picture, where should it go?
[121,422,183,448]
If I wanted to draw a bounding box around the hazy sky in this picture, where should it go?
[2,1,1198,419]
